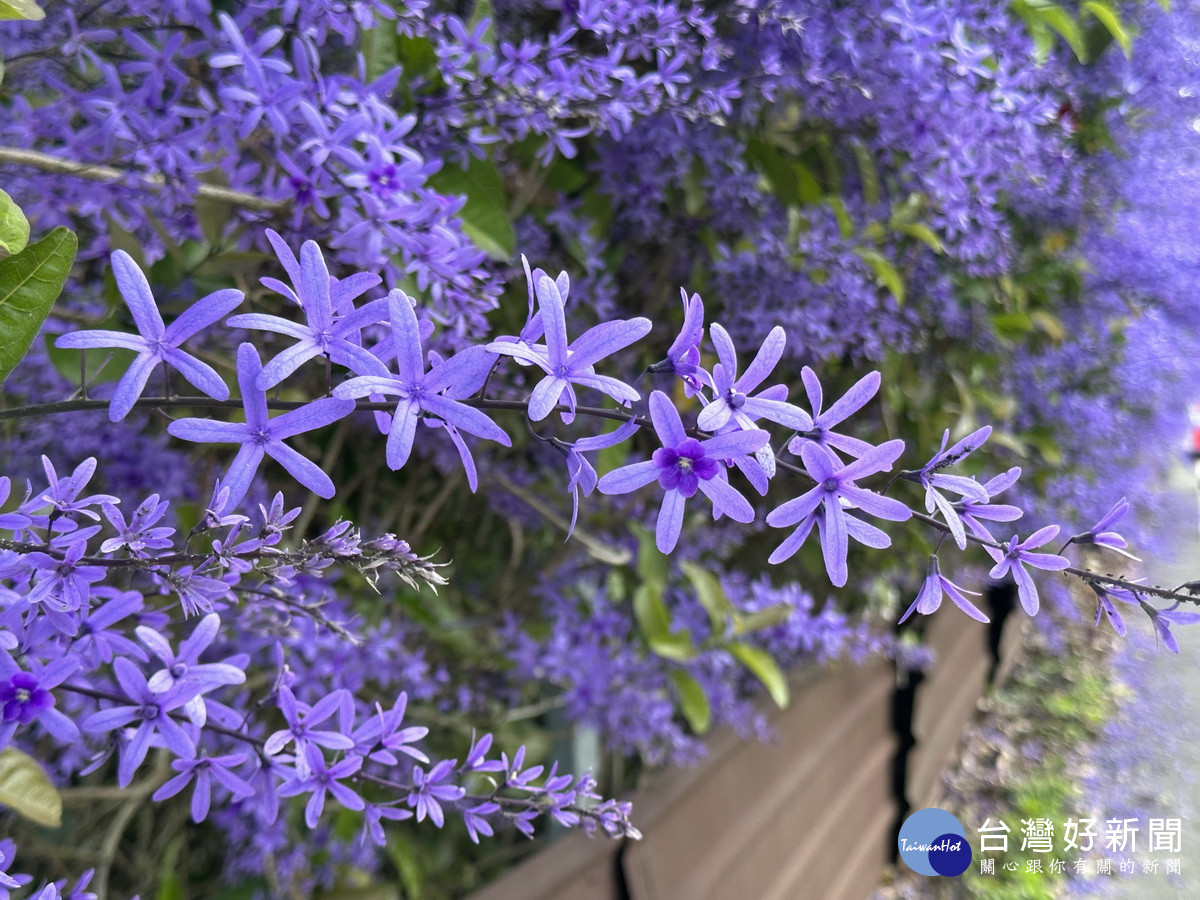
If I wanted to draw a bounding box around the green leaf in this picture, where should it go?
[635,527,669,591]
[157,873,185,900]
[0,0,45,21]
[0,227,77,385]
[681,561,733,634]
[633,583,671,642]
[1019,1,1089,62]
[1082,1,1131,58]
[896,222,942,253]
[0,747,62,826]
[733,603,794,636]
[851,141,880,206]
[670,670,712,734]
[729,643,789,709]
[428,157,516,261]
[0,189,29,257]
[854,248,905,306]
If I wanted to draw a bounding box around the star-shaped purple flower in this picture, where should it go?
[168,344,353,513]
[227,238,385,389]
[898,555,988,624]
[487,274,651,422]
[987,526,1070,616]
[333,290,511,471]
[55,250,242,421]
[766,441,911,585]
[597,391,768,553]
[696,324,813,434]
[787,367,880,460]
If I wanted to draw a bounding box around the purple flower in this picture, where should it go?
[152,753,255,823]
[136,613,245,725]
[987,526,1070,616]
[227,239,385,389]
[277,744,364,828]
[696,324,812,433]
[55,251,242,421]
[913,426,992,549]
[766,441,911,584]
[0,838,30,893]
[955,467,1023,543]
[556,418,640,537]
[597,391,769,553]
[787,367,880,460]
[27,458,118,526]
[898,555,988,624]
[333,290,511,470]
[463,802,500,843]
[264,686,355,758]
[25,537,105,621]
[0,653,79,747]
[0,479,30,533]
[1092,583,1138,636]
[486,274,650,421]
[99,494,174,555]
[1141,600,1200,654]
[407,759,465,827]
[1070,497,1139,560]
[81,658,198,787]
[646,288,710,396]
[168,343,354,512]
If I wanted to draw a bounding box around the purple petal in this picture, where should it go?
[735,326,785,393]
[168,419,248,444]
[270,398,355,439]
[164,289,244,343]
[163,349,230,401]
[655,489,686,554]
[569,318,652,370]
[648,391,687,447]
[265,442,335,498]
[108,353,158,422]
[697,476,754,523]
[597,460,660,495]
[111,250,165,340]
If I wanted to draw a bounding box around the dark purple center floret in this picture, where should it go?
[1,672,50,724]
[653,438,718,497]
[822,477,840,493]
[727,390,747,409]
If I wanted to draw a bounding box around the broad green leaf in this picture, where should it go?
[0,189,29,256]
[0,227,77,385]
[854,247,905,306]
[670,670,712,734]
[157,874,185,900]
[635,527,669,590]
[1083,1,1132,58]
[0,747,62,826]
[648,633,698,662]
[0,0,45,21]
[633,583,671,642]
[729,643,789,709]
[681,561,734,634]
[897,222,943,253]
[1027,1,1089,62]
[828,198,854,240]
[428,156,516,261]
[851,141,880,206]
[733,603,794,636]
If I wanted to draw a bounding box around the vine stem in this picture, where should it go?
[0,146,287,213]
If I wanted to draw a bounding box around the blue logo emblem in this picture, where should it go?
[897,807,972,876]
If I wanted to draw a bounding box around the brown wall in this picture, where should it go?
[470,613,1023,900]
